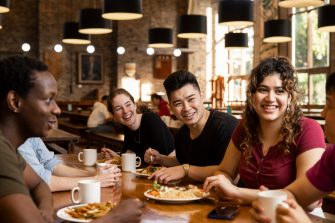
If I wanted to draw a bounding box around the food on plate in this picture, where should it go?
[147,181,207,199]
[137,165,163,175]
[109,156,121,165]
[65,201,115,220]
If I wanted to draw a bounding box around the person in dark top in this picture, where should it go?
[148,70,238,184]
[0,56,143,223]
[151,93,171,116]
[102,88,174,162]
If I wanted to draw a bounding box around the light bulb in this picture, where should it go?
[117,46,125,55]
[21,43,31,52]
[86,45,95,54]
[173,49,182,57]
[54,44,63,53]
[146,47,154,55]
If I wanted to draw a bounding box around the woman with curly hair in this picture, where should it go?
[204,56,326,203]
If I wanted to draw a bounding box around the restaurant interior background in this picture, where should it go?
[0,0,334,112]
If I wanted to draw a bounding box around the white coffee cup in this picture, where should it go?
[78,149,97,166]
[258,190,288,223]
[121,153,141,172]
[71,180,101,204]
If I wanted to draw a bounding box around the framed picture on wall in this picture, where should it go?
[78,53,103,84]
[153,55,172,79]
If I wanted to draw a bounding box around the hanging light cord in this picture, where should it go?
[288,5,323,17]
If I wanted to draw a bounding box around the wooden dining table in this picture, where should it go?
[53,154,331,223]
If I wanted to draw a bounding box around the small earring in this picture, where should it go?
[286,105,290,113]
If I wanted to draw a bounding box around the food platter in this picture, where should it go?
[56,202,114,222]
[131,166,163,177]
[144,190,207,204]
[144,184,208,204]
[57,204,92,223]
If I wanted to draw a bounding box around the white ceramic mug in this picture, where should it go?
[258,190,288,223]
[71,180,101,204]
[78,149,97,166]
[121,153,141,172]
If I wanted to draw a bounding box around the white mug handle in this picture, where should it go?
[78,152,84,162]
[71,187,80,203]
[136,157,141,167]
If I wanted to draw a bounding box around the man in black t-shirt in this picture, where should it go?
[147,70,238,184]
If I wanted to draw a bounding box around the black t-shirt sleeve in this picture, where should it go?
[142,113,174,155]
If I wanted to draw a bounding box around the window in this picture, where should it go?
[292,4,329,107]
[206,8,253,106]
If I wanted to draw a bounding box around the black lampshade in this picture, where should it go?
[279,0,323,8]
[148,28,173,48]
[219,0,253,27]
[102,0,143,20]
[62,22,91,45]
[225,33,248,48]
[79,8,112,35]
[177,14,207,39]
[0,0,9,13]
[264,19,291,43]
[318,5,335,32]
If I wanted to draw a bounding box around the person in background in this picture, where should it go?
[87,95,114,133]
[147,70,238,184]
[0,55,143,223]
[18,137,121,192]
[151,93,171,117]
[251,72,335,223]
[102,88,174,162]
[203,57,325,205]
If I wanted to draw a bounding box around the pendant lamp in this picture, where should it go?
[62,22,91,45]
[0,0,9,13]
[318,5,335,32]
[177,14,207,39]
[102,0,143,20]
[278,0,323,8]
[263,19,291,43]
[148,28,173,48]
[225,33,248,49]
[218,0,253,27]
[79,8,113,35]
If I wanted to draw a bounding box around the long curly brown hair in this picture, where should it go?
[241,57,303,161]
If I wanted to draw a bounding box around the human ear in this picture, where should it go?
[7,91,21,113]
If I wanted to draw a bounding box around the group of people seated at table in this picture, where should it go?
[0,54,334,223]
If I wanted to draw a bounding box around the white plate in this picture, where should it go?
[131,168,150,177]
[144,190,208,204]
[56,204,93,223]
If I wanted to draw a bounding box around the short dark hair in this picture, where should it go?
[151,93,162,100]
[0,55,48,101]
[163,70,200,100]
[101,95,109,101]
[326,72,335,94]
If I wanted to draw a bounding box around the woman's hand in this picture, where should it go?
[149,166,184,184]
[250,199,271,223]
[144,148,161,164]
[94,166,121,187]
[101,147,120,160]
[276,199,312,223]
[203,175,239,199]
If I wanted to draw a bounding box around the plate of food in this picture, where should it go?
[131,165,163,177]
[56,201,115,222]
[144,181,208,204]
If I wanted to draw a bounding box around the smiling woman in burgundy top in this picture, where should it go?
[204,56,326,203]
